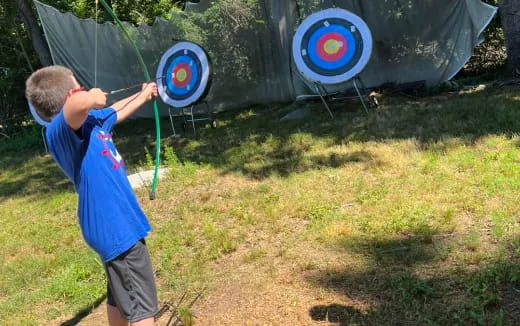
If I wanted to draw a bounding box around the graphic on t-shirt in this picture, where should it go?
[97,130,124,169]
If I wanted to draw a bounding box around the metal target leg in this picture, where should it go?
[356,77,369,95]
[182,107,188,126]
[204,101,211,122]
[203,101,216,128]
[190,104,196,137]
[41,127,48,153]
[353,78,369,115]
[314,83,334,119]
[168,106,179,138]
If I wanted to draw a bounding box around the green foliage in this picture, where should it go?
[395,276,434,305]
[0,2,38,135]
[0,124,44,153]
[142,146,154,169]
[186,0,262,82]
[164,144,180,166]
[179,307,195,326]
[164,145,197,184]
[43,0,183,23]
[462,0,506,76]
[242,247,268,263]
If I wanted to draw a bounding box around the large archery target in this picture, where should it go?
[28,101,50,127]
[293,8,373,85]
[156,42,211,108]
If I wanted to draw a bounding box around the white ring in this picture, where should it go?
[293,8,373,84]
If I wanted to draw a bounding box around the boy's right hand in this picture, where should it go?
[88,88,107,108]
[141,82,158,101]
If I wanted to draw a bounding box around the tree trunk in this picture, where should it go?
[12,0,52,66]
[500,0,520,75]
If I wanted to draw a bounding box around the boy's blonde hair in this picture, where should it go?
[25,66,75,121]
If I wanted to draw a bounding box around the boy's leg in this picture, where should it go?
[131,317,154,326]
[104,239,158,324]
[107,279,128,326]
[107,304,128,326]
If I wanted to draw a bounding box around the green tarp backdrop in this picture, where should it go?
[34,0,497,117]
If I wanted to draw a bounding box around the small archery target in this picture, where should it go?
[156,42,211,108]
[28,100,50,127]
[293,8,373,84]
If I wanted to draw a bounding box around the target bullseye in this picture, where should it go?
[156,41,211,108]
[173,63,191,88]
[293,8,373,84]
[317,33,346,61]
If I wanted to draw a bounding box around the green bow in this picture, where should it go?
[99,0,161,200]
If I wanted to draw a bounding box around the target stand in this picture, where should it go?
[168,100,216,137]
[296,74,373,118]
[292,8,374,117]
[157,41,214,137]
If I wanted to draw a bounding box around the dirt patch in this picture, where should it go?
[191,244,358,326]
[74,218,361,326]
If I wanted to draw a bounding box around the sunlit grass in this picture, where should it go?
[1,86,520,324]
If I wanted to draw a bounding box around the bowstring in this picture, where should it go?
[99,0,161,200]
[101,0,161,200]
[94,0,98,88]
[108,76,165,95]
[94,0,156,197]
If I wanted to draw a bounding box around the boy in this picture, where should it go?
[25,65,158,326]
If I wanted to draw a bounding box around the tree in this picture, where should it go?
[12,0,52,66]
[499,0,520,75]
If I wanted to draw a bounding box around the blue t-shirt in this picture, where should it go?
[46,108,151,262]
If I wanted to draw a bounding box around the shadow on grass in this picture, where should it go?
[310,304,367,324]
[307,233,519,325]
[0,153,73,202]
[59,295,106,326]
[4,87,520,196]
[0,119,168,201]
[116,87,520,179]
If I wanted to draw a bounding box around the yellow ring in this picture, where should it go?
[177,68,187,82]
[324,39,341,55]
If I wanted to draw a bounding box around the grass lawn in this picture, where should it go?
[1,85,519,325]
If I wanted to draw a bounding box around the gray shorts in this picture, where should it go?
[104,239,158,322]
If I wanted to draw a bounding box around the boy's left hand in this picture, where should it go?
[142,82,158,101]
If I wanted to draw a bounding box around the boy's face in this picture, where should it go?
[71,76,81,90]
[50,76,82,121]
[65,76,85,98]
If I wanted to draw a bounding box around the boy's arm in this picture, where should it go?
[63,88,107,131]
[111,83,157,124]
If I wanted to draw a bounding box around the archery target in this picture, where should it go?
[156,42,211,108]
[28,101,50,127]
[293,8,373,84]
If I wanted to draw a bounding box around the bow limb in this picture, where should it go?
[99,0,161,200]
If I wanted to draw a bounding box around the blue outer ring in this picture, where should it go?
[307,24,356,71]
[165,55,199,96]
